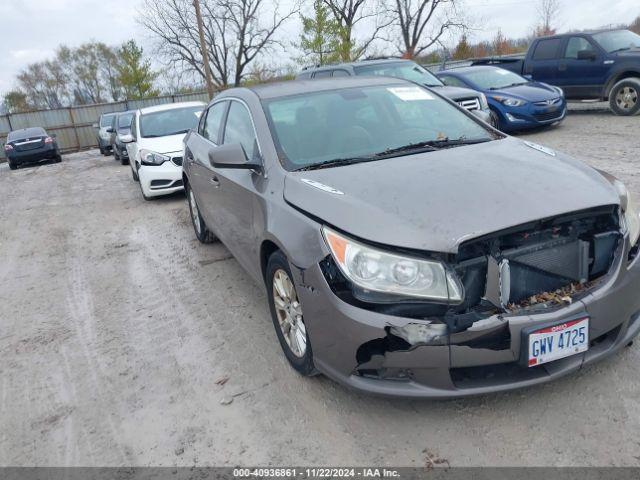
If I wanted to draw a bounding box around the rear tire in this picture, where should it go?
[609,78,640,116]
[99,146,105,155]
[266,250,318,377]
[187,183,217,243]
[120,154,129,166]
[55,154,62,163]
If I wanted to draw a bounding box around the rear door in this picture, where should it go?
[526,38,563,85]
[186,100,228,229]
[556,36,607,98]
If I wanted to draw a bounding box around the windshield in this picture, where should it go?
[100,114,116,127]
[460,68,528,90]
[139,106,203,138]
[264,85,496,171]
[592,30,640,53]
[354,62,443,87]
[117,113,134,130]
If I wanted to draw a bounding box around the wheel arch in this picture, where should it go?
[604,70,640,99]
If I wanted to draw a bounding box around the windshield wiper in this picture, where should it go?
[374,137,491,156]
[490,82,528,90]
[609,47,633,53]
[296,156,377,171]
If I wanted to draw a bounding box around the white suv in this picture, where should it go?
[123,102,205,200]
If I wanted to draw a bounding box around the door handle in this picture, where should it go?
[210,175,220,187]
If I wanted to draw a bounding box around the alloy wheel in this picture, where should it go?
[272,269,307,358]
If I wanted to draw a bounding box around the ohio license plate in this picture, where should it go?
[528,318,589,367]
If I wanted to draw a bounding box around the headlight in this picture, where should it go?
[322,226,463,302]
[478,92,489,110]
[491,95,526,107]
[611,178,640,247]
[140,149,170,166]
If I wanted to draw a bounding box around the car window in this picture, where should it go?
[354,62,443,87]
[564,37,593,58]
[7,127,46,141]
[117,113,134,130]
[592,30,640,53]
[99,114,115,127]
[139,106,203,138]
[332,70,350,77]
[223,101,258,160]
[440,75,467,88]
[203,102,227,144]
[457,68,528,90]
[131,115,138,139]
[532,38,562,60]
[264,84,495,171]
[314,71,332,78]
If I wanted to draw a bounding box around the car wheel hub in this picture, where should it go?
[616,86,638,110]
[272,269,307,358]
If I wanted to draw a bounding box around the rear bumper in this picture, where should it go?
[8,145,58,164]
[138,160,184,197]
[293,239,640,398]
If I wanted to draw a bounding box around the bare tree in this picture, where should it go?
[535,0,561,36]
[388,0,466,59]
[322,0,390,61]
[140,0,296,88]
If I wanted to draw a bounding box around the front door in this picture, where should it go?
[556,36,608,98]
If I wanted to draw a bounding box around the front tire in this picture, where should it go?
[8,160,17,170]
[609,78,640,116]
[266,250,317,376]
[55,154,62,163]
[131,161,139,182]
[187,183,217,243]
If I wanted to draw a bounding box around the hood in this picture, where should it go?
[616,48,640,57]
[283,137,619,253]
[431,85,481,101]
[138,133,187,155]
[488,82,560,102]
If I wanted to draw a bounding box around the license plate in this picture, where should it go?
[528,318,589,367]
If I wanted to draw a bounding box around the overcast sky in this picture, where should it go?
[0,0,637,95]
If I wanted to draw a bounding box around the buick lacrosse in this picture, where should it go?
[182,77,640,398]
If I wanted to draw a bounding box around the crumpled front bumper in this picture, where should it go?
[292,240,640,398]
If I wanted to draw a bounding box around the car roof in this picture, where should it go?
[302,58,414,72]
[139,101,206,115]
[245,76,409,100]
[535,28,629,40]
[8,127,47,141]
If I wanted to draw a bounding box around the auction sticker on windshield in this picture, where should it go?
[528,318,589,367]
[387,87,434,101]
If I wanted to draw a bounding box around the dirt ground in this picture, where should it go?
[1,110,639,468]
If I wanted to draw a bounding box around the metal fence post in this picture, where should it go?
[68,107,81,152]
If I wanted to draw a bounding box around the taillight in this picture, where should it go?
[4,144,13,151]
[44,137,54,144]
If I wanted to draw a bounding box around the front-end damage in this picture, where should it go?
[304,205,637,392]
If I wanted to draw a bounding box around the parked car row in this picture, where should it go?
[471,28,640,116]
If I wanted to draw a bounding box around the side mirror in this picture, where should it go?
[523,74,533,80]
[106,127,114,133]
[51,133,57,138]
[120,134,134,144]
[208,143,262,171]
[92,123,99,129]
[577,49,597,61]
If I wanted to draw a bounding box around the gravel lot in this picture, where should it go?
[1,110,639,468]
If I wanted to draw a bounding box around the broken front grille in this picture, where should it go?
[453,206,621,317]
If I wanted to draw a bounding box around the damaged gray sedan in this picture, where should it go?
[182,77,640,398]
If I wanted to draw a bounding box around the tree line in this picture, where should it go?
[3,40,157,113]
[4,0,640,113]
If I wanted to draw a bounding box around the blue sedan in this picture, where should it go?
[437,66,566,132]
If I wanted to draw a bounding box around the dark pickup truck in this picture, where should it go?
[472,29,640,115]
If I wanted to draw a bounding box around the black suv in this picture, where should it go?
[297,59,493,124]
[4,127,61,170]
